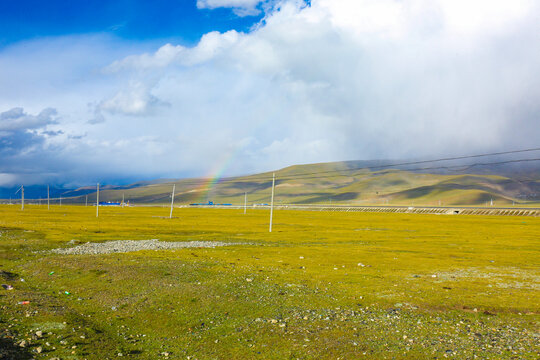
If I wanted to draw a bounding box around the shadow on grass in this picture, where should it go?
[0,337,34,359]
[0,270,19,281]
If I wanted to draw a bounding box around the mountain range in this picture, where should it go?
[2,158,539,206]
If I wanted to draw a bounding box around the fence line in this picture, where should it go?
[181,204,539,217]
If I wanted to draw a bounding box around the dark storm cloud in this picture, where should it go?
[0,107,59,155]
[0,107,58,131]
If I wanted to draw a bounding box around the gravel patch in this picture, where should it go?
[51,239,242,255]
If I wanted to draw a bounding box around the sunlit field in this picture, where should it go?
[1,205,538,359]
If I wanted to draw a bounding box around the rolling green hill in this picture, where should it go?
[53,160,540,207]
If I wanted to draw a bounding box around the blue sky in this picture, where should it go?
[0,0,263,47]
[0,0,539,188]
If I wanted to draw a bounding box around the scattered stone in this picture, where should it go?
[35,330,43,337]
[51,239,246,255]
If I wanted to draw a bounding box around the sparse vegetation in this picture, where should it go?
[0,205,538,359]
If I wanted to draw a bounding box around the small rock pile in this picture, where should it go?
[51,239,242,255]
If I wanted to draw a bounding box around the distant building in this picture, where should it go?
[98,201,121,206]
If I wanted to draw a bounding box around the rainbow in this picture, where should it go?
[192,121,267,202]
[193,151,238,203]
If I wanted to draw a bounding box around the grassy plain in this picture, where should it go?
[0,205,538,359]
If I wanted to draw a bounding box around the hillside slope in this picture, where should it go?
[17,160,536,207]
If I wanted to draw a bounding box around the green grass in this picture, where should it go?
[0,205,538,359]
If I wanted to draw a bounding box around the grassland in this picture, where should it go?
[0,205,538,359]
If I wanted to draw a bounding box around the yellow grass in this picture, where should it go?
[0,205,538,359]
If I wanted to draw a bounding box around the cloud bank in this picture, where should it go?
[1,0,539,187]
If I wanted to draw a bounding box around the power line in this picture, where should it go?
[234,147,540,182]
[151,147,540,186]
[15,148,540,201]
[11,161,540,204]
[155,156,540,187]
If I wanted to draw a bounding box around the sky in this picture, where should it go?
[1,0,539,187]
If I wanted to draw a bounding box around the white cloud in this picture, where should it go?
[0,0,539,186]
[197,0,263,16]
[99,82,164,115]
[106,31,240,71]
[105,43,186,72]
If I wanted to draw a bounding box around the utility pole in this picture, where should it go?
[47,185,50,210]
[96,183,100,218]
[244,192,247,215]
[59,196,62,206]
[85,195,88,207]
[122,193,125,207]
[269,173,275,233]
[14,186,24,209]
[169,184,176,219]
